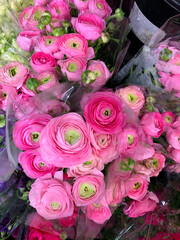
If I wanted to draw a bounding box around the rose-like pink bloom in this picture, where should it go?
[115,86,145,114]
[36,71,58,91]
[72,169,105,206]
[39,113,92,168]
[67,154,104,177]
[59,206,79,227]
[134,153,165,177]
[141,112,163,138]
[18,149,58,179]
[173,116,180,130]
[162,111,175,131]
[48,0,70,22]
[71,13,105,41]
[34,0,51,6]
[128,142,155,161]
[31,52,57,74]
[82,197,112,224]
[89,126,118,164]
[29,172,74,220]
[27,227,44,240]
[166,127,180,150]
[84,92,126,134]
[74,0,90,11]
[158,71,180,92]
[39,36,60,55]
[124,192,159,218]
[156,53,180,75]
[13,114,52,150]
[27,6,46,31]
[117,124,139,155]
[87,60,111,89]
[17,31,41,52]
[58,57,87,82]
[124,174,149,200]
[0,85,17,111]
[41,99,70,117]
[88,0,112,19]
[168,146,180,163]
[53,33,95,60]
[19,6,33,30]
[0,62,29,89]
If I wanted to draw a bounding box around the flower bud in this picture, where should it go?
[115,8,124,22]
[52,27,65,36]
[62,20,70,28]
[0,114,6,128]
[37,21,45,30]
[26,78,39,92]
[40,10,52,26]
[159,47,172,62]
[107,22,115,31]
[81,70,96,84]
[101,32,110,43]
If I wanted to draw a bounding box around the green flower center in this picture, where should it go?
[69,42,79,49]
[41,76,51,84]
[165,115,173,123]
[31,132,40,143]
[9,67,17,77]
[46,38,54,46]
[128,134,134,145]
[65,130,80,145]
[67,63,78,72]
[133,182,141,190]
[51,201,60,210]
[128,93,138,102]
[79,183,96,199]
[56,9,61,14]
[2,92,7,98]
[94,70,102,77]
[178,137,180,143]
[104,109,111,116]
[33,10,41,21]
[152,158,158,168]
[93,203,101,208]
[39,162,45,167]
[83,161,92,166]
[97,3,102,9]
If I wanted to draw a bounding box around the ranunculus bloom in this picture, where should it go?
[141,112,163,138]
[58,57,87,82]
[82,197,112,224]
[162,111,175,132]
[13,114,52,150]
[84,92,126,134]
[0,62,29,89]
[156,53,180,75]
[48,0,70,22]
[19,6,33,31]
[88,0,112,19]
[59,206,79,227]
[0,84,17,111]
[124,174,149,201]
[74,0,90,11]
[18,149,58,179]
[87,60,111,89]
[71,13,105,41]
[158,71,180,92]
[67,154,104,177]
[39,36,60,55]
[166,127,180,150]
[29,172,74,220]
[31,52,57,74]
[36,71,58,91]
[115,86,145,114]
[53,33,95,60]
[34,0,51,6]
[17,31,41,52]
[89,126,118,164]
[72,170,105,206]
[168,146,180,163]
[27,6,46,31]
[39,113,92,168]
[123,192,159,218]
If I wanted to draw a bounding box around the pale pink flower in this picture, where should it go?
[17,31,41,52]
[0,85,17,111]
[166,127,180,150]
[39,36,60,55]
[36,71,58,91]
[158,71,180,92]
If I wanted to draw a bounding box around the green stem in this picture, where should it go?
[105,14,116,23]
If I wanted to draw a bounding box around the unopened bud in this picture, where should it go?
[81,70,96,84]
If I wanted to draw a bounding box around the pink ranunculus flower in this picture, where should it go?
[13,114,52,150]
[117,124,139,155]
[172,116,180,130]
[59,206,79,227]
[39,113,92,168]
[27,6,46,31]
[82,197,112,224]
[18,149,58,179]
[162,111,175,132]
[124,174,149,201]
[0,62,29,89]
[39,36,60,55]
[74,0,90,11]
[167,163,180,174]
[26,227,44,240]
[140,112,163,138]
[71,13,105,41]
[115,86,145,114]
[67,154,104,177]
[19,6,33,30]
[0,85,17,111]
[158,71,180,92]
[41,99,70,117]
[48,0,70,21]
[89,126,118,164]
[29,172,74,220]
[58,57,87,82]
[34,0,51,6]
[31,52,57,74]
[86,60,111,89]
[84,92,126,134]
[156,53,180,75]
[128,142,155,161]
[53,33,95,60]
[36,71,58,91]
[17,31,41,52]
[124,192,159,218]
[168,146,180,163]
[88,0,112,19]
[72,169,105,206]
[166,127,180,150]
